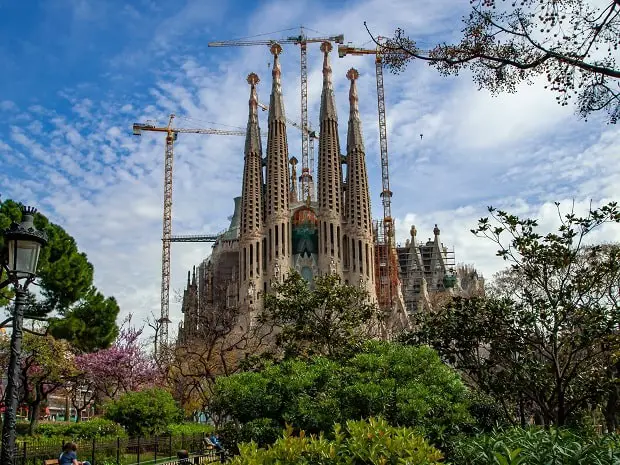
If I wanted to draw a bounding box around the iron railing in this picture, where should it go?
[6,432,220,465]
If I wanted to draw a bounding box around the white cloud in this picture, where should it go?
[1,0,618,344]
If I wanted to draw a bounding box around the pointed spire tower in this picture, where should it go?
[239,72,265,309]
[344,68,375,296]
[317,41,344,274]
[265,43,292,285]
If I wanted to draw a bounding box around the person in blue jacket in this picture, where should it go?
[59,442,91,465]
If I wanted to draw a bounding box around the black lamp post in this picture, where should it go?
[0,206,47,464]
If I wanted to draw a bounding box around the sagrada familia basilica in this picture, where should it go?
[177,42,483,342]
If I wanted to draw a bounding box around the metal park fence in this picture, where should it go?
[9,432,220,465]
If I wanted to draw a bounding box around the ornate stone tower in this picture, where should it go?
[180,268,198,341]
[344,68,375,297]
[264,43,292,287]
[316,41,344,275]
[239,72,264,312]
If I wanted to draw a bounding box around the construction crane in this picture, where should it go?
[208,27,344,203]
[132,115,265,353]
[257,101,318,201]
[337,41,399,312]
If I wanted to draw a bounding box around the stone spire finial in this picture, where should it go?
[320,41,337,121]
[247,72,259,114]
[268,43,285,122]
[346,67,364,152]
[187,270,190,287]
[245,73,262,154]
[410,225,417,238]
[192,266,196,285]
[347,68,360,113]
[270,43,282,89]
[321,41,333,87]
[434,224,440,236]
[290,157,298,203]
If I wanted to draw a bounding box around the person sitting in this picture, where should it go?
[209,433,226,463]
[59,442,90,465]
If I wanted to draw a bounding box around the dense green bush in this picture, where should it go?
[211,341,471,444]
[230,417,443,465]
[166,422,214,436]
[239,418,282,448]
[35,418,126,440]
[466,389,510,432]
[453,427,620,465]
[104,388,182,437]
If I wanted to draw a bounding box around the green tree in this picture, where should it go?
[0,199,93,319]
[211,341,471,441]
[0,199,119,352]
[230,417,443,465]
[104,388,182,437]
[402,201,620,426]
[0,333,78,434]
[49,287,119,352]
[375,0,620,123]
[260,272,379,358]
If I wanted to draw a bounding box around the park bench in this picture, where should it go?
[43,460,58,465]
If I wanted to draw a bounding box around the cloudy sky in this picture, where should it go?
[1,0,618,338]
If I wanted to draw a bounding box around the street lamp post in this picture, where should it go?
[0,206,47,465]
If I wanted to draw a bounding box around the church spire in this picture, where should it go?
[317,41,344,273]
[344,68,375,298]
[317,40,343,215]
[265,42,291,283]
[345,68,371,234]
[319,41,337,122]
[240,72,264,239]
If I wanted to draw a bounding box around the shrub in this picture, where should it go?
[466,389,509,432]
[239,418,281,448]
[453,427,620,465]
[230,417,443,464]
[104,388,182,437]
[167,422,214,436]
[212,341,471,442]
[34,418,126,440]
[217,421,241,456]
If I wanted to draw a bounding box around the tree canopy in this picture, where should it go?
[260,272,379,358]
[1,198,119,352]
[0,199,94,316]
[401,201,620,427]
[211,341,471,440]
[375,0,620,123]
[104,387,182,437]
[49,287,119,352]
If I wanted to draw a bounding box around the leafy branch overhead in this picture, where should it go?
[371,0,620,123]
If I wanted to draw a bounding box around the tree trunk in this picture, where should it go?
[605,386,619,433]
[28,400,41,435]
[557,387,566,426]
[65,396,70,422]
[519,395,526,428]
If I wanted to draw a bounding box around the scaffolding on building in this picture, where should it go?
[396,236,456,314]
[373,219,400,311]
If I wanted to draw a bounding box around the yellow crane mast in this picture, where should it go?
[132,115,265,353]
